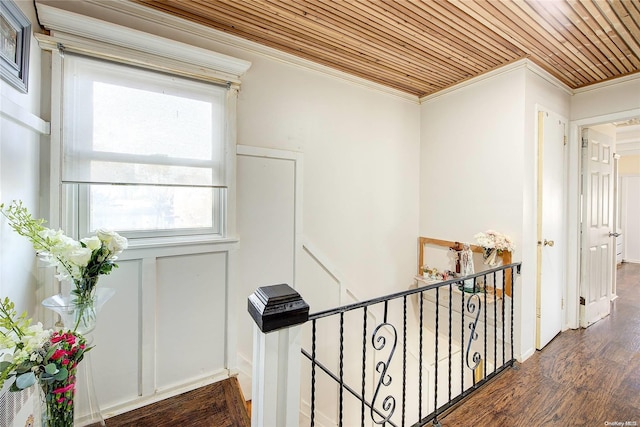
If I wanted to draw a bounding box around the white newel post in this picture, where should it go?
[248,284,309,427]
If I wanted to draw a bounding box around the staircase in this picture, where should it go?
[105,377,250,426]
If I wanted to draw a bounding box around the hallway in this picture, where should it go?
[441,262,640,426]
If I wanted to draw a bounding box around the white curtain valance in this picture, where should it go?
[34,3,251,87]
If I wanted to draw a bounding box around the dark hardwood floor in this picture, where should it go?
[441,262,640,427]
[105,377,250,427]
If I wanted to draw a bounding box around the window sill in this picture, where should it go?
[126,234,239,250]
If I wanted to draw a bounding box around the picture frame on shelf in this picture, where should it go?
[1,0,31,93]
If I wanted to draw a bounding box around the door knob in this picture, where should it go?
[543,239,555,247]
[609,232,621,237]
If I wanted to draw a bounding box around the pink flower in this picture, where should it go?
[53,383,75,395]
[50,349,67,361]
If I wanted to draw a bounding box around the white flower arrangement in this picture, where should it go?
[0,200,127,303]
[474,230,515,266]
[474,230,515,253]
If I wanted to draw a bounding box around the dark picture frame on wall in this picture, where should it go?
[1,0,31,93]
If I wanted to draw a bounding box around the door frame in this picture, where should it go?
[566,108,640,329]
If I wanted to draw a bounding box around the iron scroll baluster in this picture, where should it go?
[311,319,316,426]
[465,293,482,377]
[370,321,397,424]
[361,307,367,427]
[300,262,521,427]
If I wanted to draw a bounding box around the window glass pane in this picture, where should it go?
[63,54,227,186]
[92,82,218,160]
[88,184,220,234]
[61,54,228,237]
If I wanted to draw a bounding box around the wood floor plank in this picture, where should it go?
[442,262,640,426]
[105,377,250,427]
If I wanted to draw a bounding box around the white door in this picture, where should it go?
[536,110,566,349]
[236,149,297,395]
[580,128,614,327]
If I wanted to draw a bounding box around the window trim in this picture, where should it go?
[36,4,250,241]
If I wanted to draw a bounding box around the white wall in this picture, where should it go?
[420,69,525,240]
[420,66,528,356]
[619,143,640,264]
[571,76,640,121]
[420,62,571,361]
[238,56,421,302]
[0,0,45,319]
[621,176,640,263]
[620,155,640,174]
[0,2,48,425]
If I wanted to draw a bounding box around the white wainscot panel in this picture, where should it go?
[156,252,228,390]
[92,259,142,408]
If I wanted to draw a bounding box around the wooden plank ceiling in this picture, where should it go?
[132,0,640,97]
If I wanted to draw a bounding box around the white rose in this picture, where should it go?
[49,236,80,259]
[97,229,128,255]
[81,235,102,251]
[66,246,92,267]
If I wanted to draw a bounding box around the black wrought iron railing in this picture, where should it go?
[300,262,521,427]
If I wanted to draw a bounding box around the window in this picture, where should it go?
[62,54,228,239]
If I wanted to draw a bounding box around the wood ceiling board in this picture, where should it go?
[130,0,640,97]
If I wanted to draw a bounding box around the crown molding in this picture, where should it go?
[73,0,419,103]
[420,58,572,103]
[524,60,573,95]
[573,72,640,94]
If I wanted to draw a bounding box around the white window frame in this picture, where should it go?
[34,3,250,243]
[60,53,230,240]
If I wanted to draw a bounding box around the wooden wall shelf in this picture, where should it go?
[418,236,513,297]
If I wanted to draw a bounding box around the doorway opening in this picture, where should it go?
[567,110,640,330]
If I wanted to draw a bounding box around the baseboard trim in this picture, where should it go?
[519,347,536,362]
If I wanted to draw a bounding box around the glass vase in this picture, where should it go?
[483,248,499,267]
[42,288,115,335]
[42,288,115,427]
[39,376,76,427]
